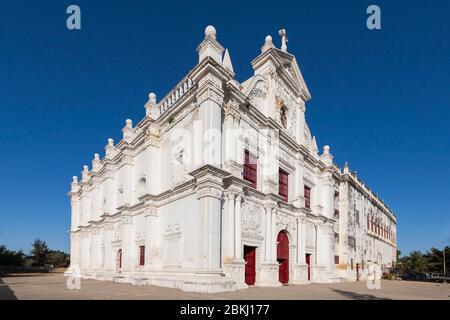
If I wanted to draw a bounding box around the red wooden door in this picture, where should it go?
[244,246,256,285]
[277,231,289,284]
[305,254,311,280]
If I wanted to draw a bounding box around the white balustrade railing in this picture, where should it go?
[159,77,196,115]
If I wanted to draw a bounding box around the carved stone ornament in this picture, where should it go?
[241,200,263,238]
[170,143,188,187]
[196,186,223,199]
[276,211,296,232]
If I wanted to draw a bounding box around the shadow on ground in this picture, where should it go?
[332,289,391,300]
[0,278,17,300]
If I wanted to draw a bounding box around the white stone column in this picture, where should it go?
[234,194,242,259]
[271,208,277,261]
[257,205,281,287]
[122,154,135,205]
[222,192,235,259]
[222,189,246,290]
[144,208,159,269]
[120,216,133,271]
[321,172,335,219]
[80,190,89,225]
[223,102,242,177]
[91,183,101,221]
[300,220,306,264]
[264,206,271,261]
[260,133,278,195]
[190,166,228,273]
[292,157,305,208]
[296,103,306,146]
[69,233,80,270]
[70,196,80,230]
[338,178,350,276]
[144,213,152,269]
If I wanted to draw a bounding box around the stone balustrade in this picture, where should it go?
[159,77,196,115]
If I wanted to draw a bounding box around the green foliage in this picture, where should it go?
[0,241,70,268]
[30,239,50,266]
[398,246,449,273]
[46,250,70,267]
[0,245,25,266]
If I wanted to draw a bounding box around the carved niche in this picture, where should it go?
[170,143,188,187]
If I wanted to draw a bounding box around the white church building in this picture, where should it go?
[66,26,397,293]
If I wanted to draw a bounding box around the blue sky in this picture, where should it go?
[0,1,449,256]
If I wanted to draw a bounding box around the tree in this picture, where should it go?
[0,245,25,266]
[423,246,450,273]
[30,239,49,266]
[47,250,70,267]
[401,250,428,273]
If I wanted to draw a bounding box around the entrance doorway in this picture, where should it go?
[305,254,311,281]
[116,249,122,273]
[277,231,289,284]
[244,246,256,285]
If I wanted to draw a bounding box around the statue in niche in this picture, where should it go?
[170,143,188,187]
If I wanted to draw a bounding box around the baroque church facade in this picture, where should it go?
[66,26,397,293]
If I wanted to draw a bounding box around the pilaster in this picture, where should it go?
[257,204,281,287]
[190,165,228,273]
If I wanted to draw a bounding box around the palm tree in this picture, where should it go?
[31,239,49,266]
[405,250,428,273]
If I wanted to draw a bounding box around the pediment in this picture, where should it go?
[250,47,311,102]
[276,50,311,101]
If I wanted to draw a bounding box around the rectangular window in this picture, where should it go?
[278,169,289,202]
[243,150,257,189]
[334,255,339,264]
[304,186,311,209]
[139,245,145,266]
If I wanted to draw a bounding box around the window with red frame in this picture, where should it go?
[139,245,145,266]
[243,150,257,189]
[304,186,311,209]
[278,169,289,202]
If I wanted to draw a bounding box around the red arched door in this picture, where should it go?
[277,231,289,284]
[116,249,122,273]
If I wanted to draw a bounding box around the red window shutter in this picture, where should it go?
[243,150,257,189]
[304,186,311,209]
[278,169,289,202]
[139,246,145,266]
